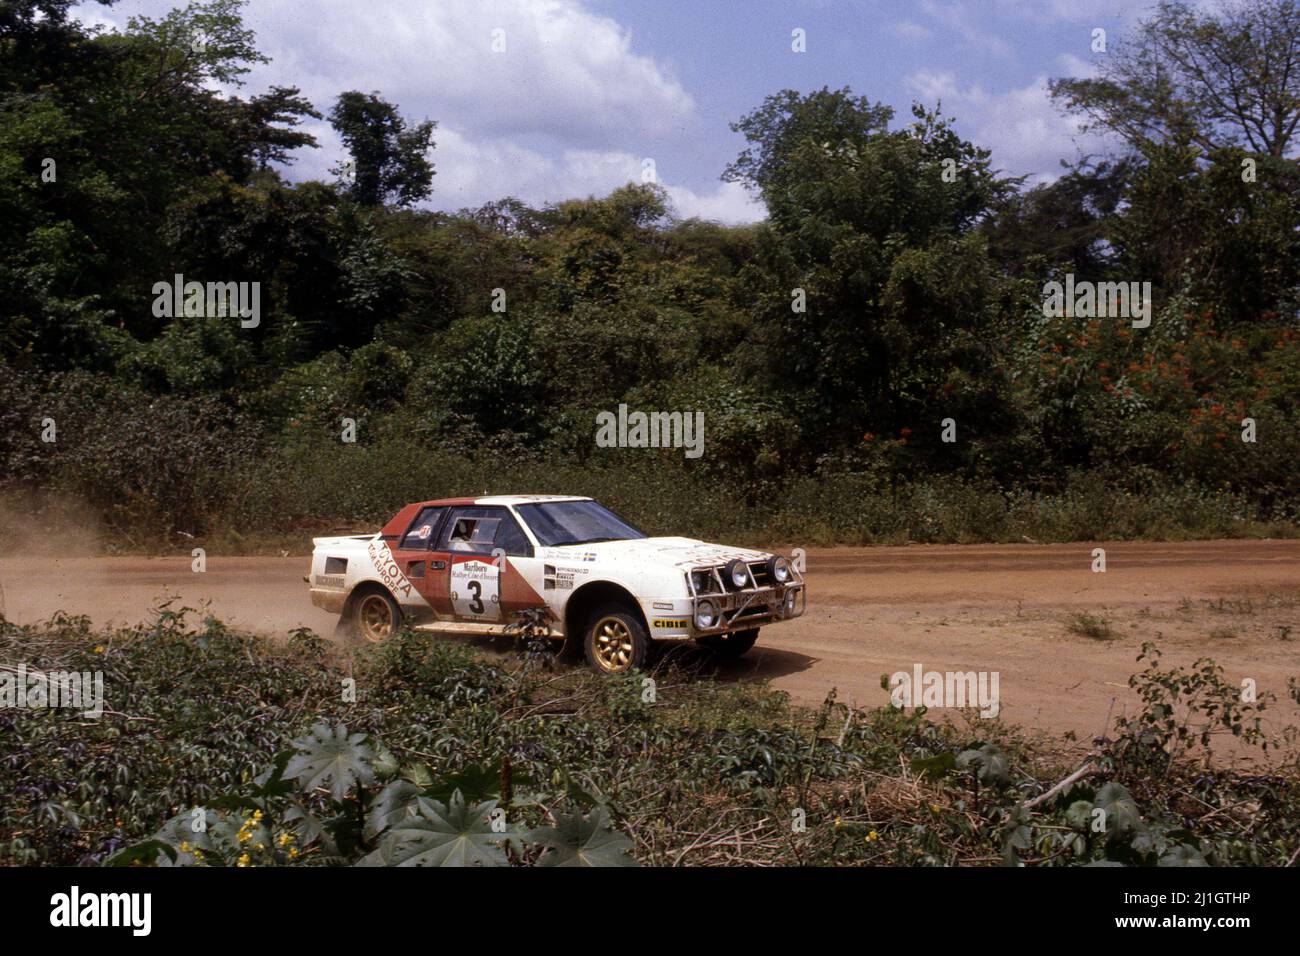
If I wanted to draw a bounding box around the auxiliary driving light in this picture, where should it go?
[770,555,791,584]
[725,558,750,589]
[695,599,719,629]
[784,589,798,616]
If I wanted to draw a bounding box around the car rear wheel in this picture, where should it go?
[697,627,759,659]
[351,588,401,643]
[583,604,649,674]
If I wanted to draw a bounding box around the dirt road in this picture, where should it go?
[2,540,1297,751]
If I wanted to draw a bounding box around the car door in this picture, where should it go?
[388,505,454,619]
[436,506,545,625]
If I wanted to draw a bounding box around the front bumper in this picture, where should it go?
[685,562,806,637]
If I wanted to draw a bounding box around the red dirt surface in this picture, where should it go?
[2,540,1297,757]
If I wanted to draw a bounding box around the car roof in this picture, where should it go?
[417,494,592,508]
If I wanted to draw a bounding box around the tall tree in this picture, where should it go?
[1050,0,1300,158]
[329,91,435,207]
[240,85,321,169]
[727,91,1014,460]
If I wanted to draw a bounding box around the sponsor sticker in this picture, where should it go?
[652,617,689,630]
[543,564,588,590]
[450,558,501,620]
[367,540,415,599]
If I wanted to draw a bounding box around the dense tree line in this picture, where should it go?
[1,0,1297,539]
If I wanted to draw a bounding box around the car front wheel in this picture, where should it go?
[584,604,649,674]
[697,627,759,659]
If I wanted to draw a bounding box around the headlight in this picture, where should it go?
[725,559,750,589]
[770,555,791,584]
[691,569,719,594]
[695,599,718,629]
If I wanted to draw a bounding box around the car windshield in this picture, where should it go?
[515,500,646,548]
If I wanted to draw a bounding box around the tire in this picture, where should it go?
[583,603,650,675]
[348,587,402,644]
[697,627,759,660]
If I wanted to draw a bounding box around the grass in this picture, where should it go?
[1066,612,1117,641]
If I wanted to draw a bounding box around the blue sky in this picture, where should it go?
[78,0,1151,222]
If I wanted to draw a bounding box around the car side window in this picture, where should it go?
[437,507,532,557]
[496,513,532,557]
[399,507,446,550]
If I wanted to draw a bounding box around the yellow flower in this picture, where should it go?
[866,830,879,842]
[288,848,299,860]
[93,646,104,654]
[254,843,265,851]
[833,817,842,828]
[237,853,250,868]
[179,841,191,853]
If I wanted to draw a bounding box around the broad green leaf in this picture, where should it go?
[284,723,375,803]
[365,779,421,839]
[1094,782,1143,837]
[529,806,638,867]
[1065,800,1094,830]
[359,791,508,867]
[956,744,1010,786]
[909,753,956,779]
[423,763,501,805]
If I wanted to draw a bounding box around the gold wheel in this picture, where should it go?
[591,615,635,673]
[357,593,395,643]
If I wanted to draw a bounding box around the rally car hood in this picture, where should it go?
[541,536,770,569]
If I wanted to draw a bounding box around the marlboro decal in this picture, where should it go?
[450,557,501,621]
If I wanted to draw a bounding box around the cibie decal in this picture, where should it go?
[367,540,415,600]
[652,617,689,630]
[450,558,501,621]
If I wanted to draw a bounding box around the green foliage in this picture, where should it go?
[0,2,1297,547]
[2,610,1295,867]
[329,91,435,208]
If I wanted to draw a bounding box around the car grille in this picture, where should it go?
[691,560,777,595]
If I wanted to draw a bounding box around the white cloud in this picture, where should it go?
[919,0,1013,59]
[290,121,763,224]
[906,68,1114,184]
[245,0,695,147]
[663,180,764,224]
[79,0,734,218]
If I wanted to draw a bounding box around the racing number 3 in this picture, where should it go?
[467,580,484,614]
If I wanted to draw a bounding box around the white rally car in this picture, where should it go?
[307,495,805,673]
